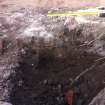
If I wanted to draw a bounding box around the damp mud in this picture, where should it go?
[0,8,105,105]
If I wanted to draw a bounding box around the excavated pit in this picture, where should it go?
[0,8,105,105]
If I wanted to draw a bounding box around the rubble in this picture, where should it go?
[0,8,105,105]
[0,101,12,105]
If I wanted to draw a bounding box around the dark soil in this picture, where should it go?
[0,8,105,105]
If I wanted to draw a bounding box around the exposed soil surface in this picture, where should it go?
[0,0,100,13]
[0,3,105,105]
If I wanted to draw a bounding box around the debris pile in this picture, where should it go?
[0,8,105,105]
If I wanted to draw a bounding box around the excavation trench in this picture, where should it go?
[9,40,105,105]
[0,8,105,105]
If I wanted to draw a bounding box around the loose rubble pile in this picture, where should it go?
[0,8,105,105]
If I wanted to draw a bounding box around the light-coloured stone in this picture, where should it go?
[0,102,12,105]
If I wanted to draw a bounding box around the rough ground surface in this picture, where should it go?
[0,7,105,105]
[89,88,105,105]
[0,0,99,13]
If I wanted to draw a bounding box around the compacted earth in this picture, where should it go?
[0,7,105,105]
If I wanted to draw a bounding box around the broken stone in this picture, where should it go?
[0,102,12,105]
[0,8,105,105]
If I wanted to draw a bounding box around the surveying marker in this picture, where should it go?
[47,11,105,17]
